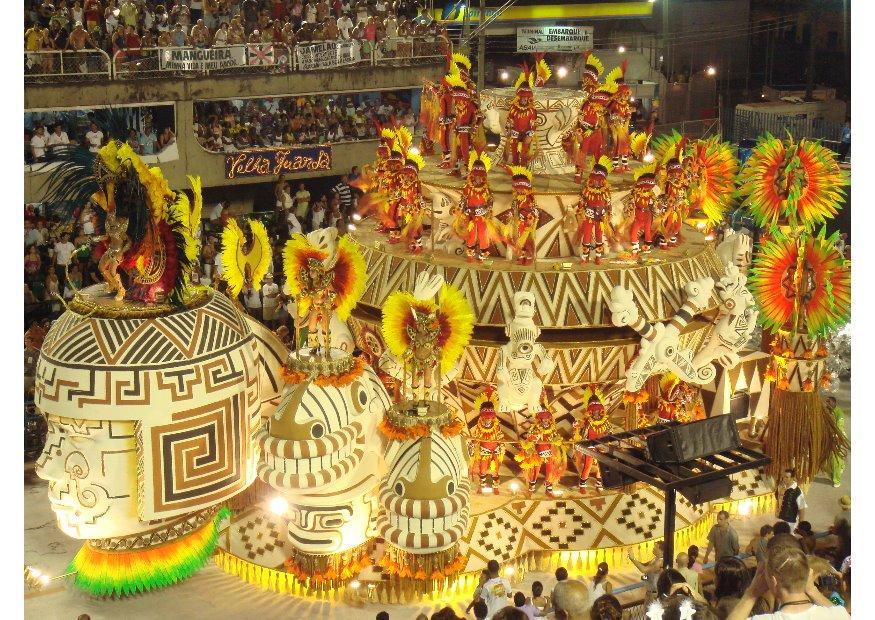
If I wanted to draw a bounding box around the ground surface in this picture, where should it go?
[24,382,850,619]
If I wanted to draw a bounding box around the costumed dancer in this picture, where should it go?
[468,387,506,494]
[443,70,480,177]
[383,142,406,243]
[397,144,427,254]
[516,409,566,497]
[564,81,616,183]
[533,52,552,87]
[573,155,613,264]
[418,79,441,156]
[606,61,634,172]
[506,165,538,265]
[579,50,603,101]
[659,139,688,248]
[572,386,611,491]
[656,374,704,423]
[627,162,659,258]
[452,150,503,262]
[503,64,538,166]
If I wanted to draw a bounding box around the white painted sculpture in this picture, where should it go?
[716,228,753,270]
[496,292,555,414]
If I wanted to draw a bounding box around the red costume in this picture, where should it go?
[657,375,705,423]
[383,146,405,243]
[564,87,614,183]
[507,166,538,265]
[468,388,506,494]
[504,65,538,166]
[574,155,613,264]
[515,410,566,497]
[452,151,503,262]
[572,387,611,491]
[441,71,480,176]
[579,50,603,103]
[397,149,426,253]
[607,61,633,172]
[628,163,658,257]
[660,156,686,248]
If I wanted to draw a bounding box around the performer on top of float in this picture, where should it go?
[505,165,539,265]
[627,162,659,259]
[452,149,504,262]
[441,70,481,177]
[516,409,566,498]
[659,139,688,249]
[372,123,397,233]
[572,386,612,491]
[468,387,506,495]
[606,60,634,173]
[579,50,604,102]
[573,155,614,265]
[503,64,538,167]
[396,137,427,254]
[564,79,616,184]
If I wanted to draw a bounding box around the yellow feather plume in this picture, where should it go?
[634,162,657,181]
[604,66,623,89]
[582,384,606,406]
[186,175,202,233]
[468,150,492,173]
[436,283,474,373]
[507,165,533,183]
[584,53,604,77]
[597,155,613,174]
[452,52,472,70]
[220,218,272,297]
[444,71,466,89]
[406,151,426,171]
[472,386,499,412]
[536,58,552,85]
[380,128,395,141]
[380,290,421,360]
[629,131,650,159]
[394,126,413,152]
[599,80,619,95]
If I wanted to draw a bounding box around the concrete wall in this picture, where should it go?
[25,64,442,203]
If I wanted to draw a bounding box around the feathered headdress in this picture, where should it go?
[591,155,613,177]
[629,130,651,160]
[468,149,492,173]
[687,136,739,224]
[737,132,847,231]
[220,218,272,297]
[634,162,658,185]
[380,283,474,374]
[473,385,499,416]
[404,150,425,173]
[749,227,851,337]
[659,373,685,400]
[651,130,685,167]
[507,164,533,190]
[444,70,467,90]
[451,51,472,72]
[283,233,366,322]
[582,384,606,407]
[581,50,604,80]
[514,62,535,94]
[533,52,552,86]
[604,65,624,90]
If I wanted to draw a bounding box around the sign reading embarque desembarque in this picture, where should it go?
[160,46,248,71]
[225,146,332,179]
[516,26,593,53]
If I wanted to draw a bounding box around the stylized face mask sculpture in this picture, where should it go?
[259,361,391,554]
[35,292,261,541]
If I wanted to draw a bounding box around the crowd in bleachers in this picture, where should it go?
[193,91,416,151]
[24,0,443,69]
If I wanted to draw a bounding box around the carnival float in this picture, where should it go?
[29,50,849,605]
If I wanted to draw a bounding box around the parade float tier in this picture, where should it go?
[480,87,587,175]
[64,281,212,319]
[351,219,726,330]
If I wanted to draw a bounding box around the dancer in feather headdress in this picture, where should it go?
[219,217,272,298]
[503,64,538,166]
[573,155,613,264]
[396,142,427,253]
[384,126,413,243]
[380,278,474,401]
[468,386,506,494]
[579,50,604,101]
[657,135,688,248]
[452,149,504,262]
[564,79,616,183]
[626,162,659,259]
[505,165,539,265]
[606,61,634,172]
[533,52,552,87]
[43,120,204,306]
[572,385,612,491]
[442,70,481,176]
[516,407,566,497]
[684,136,739,230]
[283,230,366,353]
[737,132,848,231]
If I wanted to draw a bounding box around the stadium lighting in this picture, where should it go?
[500,70,509,81]
[269,496,289,515]
[706,66,716,76]
[618,45,626,53]
[557,66,568,78]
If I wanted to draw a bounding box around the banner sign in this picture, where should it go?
[225,146,332,179]
[294,41,360,71]
[516,26,594,52]
[160,46,247,71]
[439,2,652,22]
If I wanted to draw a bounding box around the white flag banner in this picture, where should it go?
[159,46,248,71]
[516,26,594,53]
[294,41,361,71]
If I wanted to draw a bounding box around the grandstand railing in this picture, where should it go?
[651,118,722,141]
[24,49,112,83]
[25,38,444,82]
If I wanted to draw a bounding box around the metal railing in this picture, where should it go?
[373,36,447,66]
[651,118,722,140]
[24,49,112,83]
[732,108,845,144]
[26,38,445,82]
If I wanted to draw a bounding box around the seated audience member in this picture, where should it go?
[551,579,590,620]
[746,525,774,565]
[513,591,540,620]
[795,521,817,555]
[588,594,622,620]
[530,581,548,615]
[711,556,753,619]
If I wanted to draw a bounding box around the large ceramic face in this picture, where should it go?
[37,416,143,539]
[34,291,262,538]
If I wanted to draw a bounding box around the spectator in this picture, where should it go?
[472,600,488,620]
[746,525,774,565]
[588,594,621,620]
[479,559,513,619]
[25,246,43,282]
[466,570,490,616]
[139,125,159,155]
[836,495,851,527]
[45,271,61,312]
[53,232,76,287]
[704,510,740,563]
[158,126,176,150]
[242,281,262,321]
[589,562,609,601]
[726,546,849,620]
[47,123,71,156]
[530,581,548,616]
[712,556,750,619]
[513,591,540,620]
[795,521,817,555]
[311,195,327,229]
[688,545,703,572]
[31,126,49,162]
[676,553,700,595]
[261,272,280,328]
[628,541,664,596]
[656,569,701,602]
[375,612,389,620]
[776,468,808,530]
[171,23,187,46]
[492,609,526,620]
[84,121,104,152]
[332,173,354,216]
[551,579,589,620]
[773,521,792,536]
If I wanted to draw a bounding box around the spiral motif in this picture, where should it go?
[696,364,717,383]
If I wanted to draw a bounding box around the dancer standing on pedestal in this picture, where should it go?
[516,409,566,498]
[468,387,506,495]
[505,165,539,265]
[573,155,613,264]
[606,61,633,173]
[627,162,658,259]
[503,64,538,167]
[452,150,504,262]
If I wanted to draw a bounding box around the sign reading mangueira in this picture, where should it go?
[224,146,333,179]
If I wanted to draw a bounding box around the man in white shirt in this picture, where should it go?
[260,273,280,327]
[776,468,808,530]
[47,124,71,156]
[243,283,262,321]
[287,211,303,236]
[53,233,76,288]
[477,560,512,619]
[30,126,49,162]
[85,122,104,153]
[337,12,354,39]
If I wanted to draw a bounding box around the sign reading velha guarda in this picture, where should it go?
[437,1,653,21]
[225,146,332,179]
